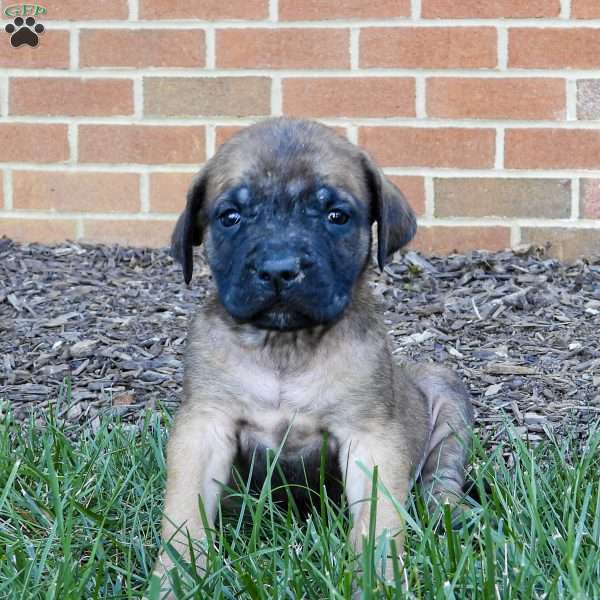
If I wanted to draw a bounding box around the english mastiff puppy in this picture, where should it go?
[155,118,473,589]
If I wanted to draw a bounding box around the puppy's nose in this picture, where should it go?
[257,257,301,287]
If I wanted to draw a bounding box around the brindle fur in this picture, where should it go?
[154,118,473,593]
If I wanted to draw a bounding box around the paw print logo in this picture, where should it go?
[5,16,45,48]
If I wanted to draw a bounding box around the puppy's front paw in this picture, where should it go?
[150,547,208,599]
[150,558,179,600]
[352,536,405,600]
[147,570,176,600]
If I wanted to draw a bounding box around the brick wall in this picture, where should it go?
[1,0,600,259]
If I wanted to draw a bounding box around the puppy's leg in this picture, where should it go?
[337,429,412,579]
[408,363,473,509]
[154,409,237,582]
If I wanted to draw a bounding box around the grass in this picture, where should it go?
[0,401,598,600]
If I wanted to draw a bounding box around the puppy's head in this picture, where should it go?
[172,118,416,331]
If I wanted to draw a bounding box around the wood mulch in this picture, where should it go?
[1,238,599,446]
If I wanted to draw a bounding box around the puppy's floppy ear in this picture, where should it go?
[361,152,417,270]
[171,170,208,284]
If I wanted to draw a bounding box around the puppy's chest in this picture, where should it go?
[237,332,374,408]
[213,331,377,453]
[238,408,329,459]
[231,356,349,454]
[201,314,378,415]
[233,355,351,413]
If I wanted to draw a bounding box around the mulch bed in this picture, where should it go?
[1,238,599,446]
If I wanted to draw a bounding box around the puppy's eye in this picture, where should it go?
[327,209,349,225]
[219,209,241,228]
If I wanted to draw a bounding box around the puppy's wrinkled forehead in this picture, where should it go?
[206,120,368,204]
[172,117,416,284]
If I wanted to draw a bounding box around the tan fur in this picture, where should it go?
[155,276,472,586]
[154,119,473,593]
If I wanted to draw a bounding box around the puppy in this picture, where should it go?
[155,118,473,590]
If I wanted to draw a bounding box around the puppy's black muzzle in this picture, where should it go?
[254,253,315,293]
[217,229,355,330]
[258,256,301,288]
[235,245,325,330]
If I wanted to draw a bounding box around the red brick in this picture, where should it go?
[40,0,128,19]
[434,178,571,218]
[387,176,426,216]
[359,127,495,168]
[140,0,268,19]
[422,0,560,18]
[79,125,205,165]
[10,78,134,117]
[580,180,600,219]
[150,173,195,213]
[361,27,497,69]
[80,30,204,68]
[215,126,246,149]
[427,78,565,120]
[279,0,410,20]
[216,29,350,69]
[0,172,3,208]
[283,78,415,118]
[0,219,76,243]
[0,30,69,68]
[83,219,174,247]
[572,0,600,18]
[0,124,69,163]
[521,228,600,260]
[505,129,600,170]
[509,29,600,69]
[144,77,271,117]
[411,226,511,254]
[13,172,140,213]
[577,80,600,120]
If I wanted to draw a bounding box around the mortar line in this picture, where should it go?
[415,76,426,119]
[206,124,216,158]
[3,170,13,211]
[416,218,600,228]
[495,128,505,170]
[350,28,360,70]
[140,171,150,213]
[560,0,571,19]
[5,162,600,178]
[424,176,435,218]
[0,211,176,221]
[0,164,200,173]
[269,0,278,21]
[566,78,578,121]
[381,167,600,178]
[8,115,600,129]
[510,224,521,247]
[0,74,8,116]
[346,125,358,144]
[133,76,143,118]
[48,19,600,28]
[8,68,600,78]
[571,177,580,220]
[411,0,421,19]
[497,26,508,71]
[128,0,139,20]
[75,218,84,239]
[205,27,216,69]
[69,27,79,70]
[68,123,78,164]
[271,76,283,116]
